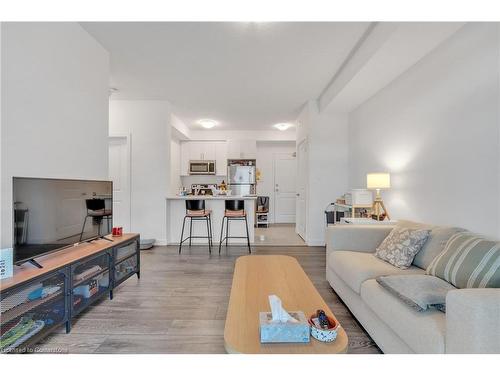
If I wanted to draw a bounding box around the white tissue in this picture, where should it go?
[268,295,298,323]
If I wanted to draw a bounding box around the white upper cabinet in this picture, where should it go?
[188,141,214,160]
[180,141,227,176]
[214,141,227,176]
[227,140,257,159]
[180,141,190,176]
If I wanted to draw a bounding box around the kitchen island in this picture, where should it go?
[166,196,256,245]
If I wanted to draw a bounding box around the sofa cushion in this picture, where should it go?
[397,220,465,269]
[427,232,500,288]
[361,279,446,353]
[376,274,455,312]
[375,226,430,269]
[328,251,425,294]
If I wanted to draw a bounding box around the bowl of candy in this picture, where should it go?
[308,309,340,342]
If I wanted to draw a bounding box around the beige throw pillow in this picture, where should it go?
[375,227,430,269]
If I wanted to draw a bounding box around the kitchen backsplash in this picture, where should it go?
[180,175,225,187]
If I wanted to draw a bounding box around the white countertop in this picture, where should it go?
[166,195,257,200]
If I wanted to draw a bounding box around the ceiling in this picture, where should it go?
[81,22,370,130]
[322,22,465,113]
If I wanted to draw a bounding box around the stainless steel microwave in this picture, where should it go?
[189,160,216,175]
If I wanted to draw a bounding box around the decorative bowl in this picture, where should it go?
[308,313,340,342]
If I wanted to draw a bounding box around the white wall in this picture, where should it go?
[256,141,296,223]
[170,138,182,193]
[189,129,295,142]
[308,111,349,245]
[171,114,192,140]
[109,100,171,244]
[1,22,110,248]
[349,23,500,238]
[295,101,349,246]
[0,24,3,246]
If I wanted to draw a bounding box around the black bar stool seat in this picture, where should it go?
[79,198,112,241]
[179,200,213,254]
[219,200,251,254]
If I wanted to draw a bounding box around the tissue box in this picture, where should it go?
[0,248,13,280]
[259,311,310,343]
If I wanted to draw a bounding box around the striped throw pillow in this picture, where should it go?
[426,232,500,288]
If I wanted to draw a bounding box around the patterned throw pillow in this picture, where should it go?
[375,227,430,269]
[427,232,500,288]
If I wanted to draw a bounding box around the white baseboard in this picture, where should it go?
[307,239,326,247]
[154,239,167,246]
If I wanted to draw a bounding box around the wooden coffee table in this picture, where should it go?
[224,255,348,354]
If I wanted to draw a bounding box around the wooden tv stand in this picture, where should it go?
[0,233,140,353]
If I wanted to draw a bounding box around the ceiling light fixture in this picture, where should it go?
[197,119,219,129]
[273,123,293,131]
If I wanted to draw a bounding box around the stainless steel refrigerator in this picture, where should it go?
[227,165,256,196]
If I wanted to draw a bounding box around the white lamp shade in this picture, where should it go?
[367,173,391,189]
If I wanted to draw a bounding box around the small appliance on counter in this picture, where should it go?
[191,184,218,196]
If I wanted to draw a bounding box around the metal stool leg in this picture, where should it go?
[208,214,213,247]
[225,218,229,247]
[244,215,251,254]
[79,215,89,242]
[219,216,226,254]
[189,217,193,247]
[205,216,212,254]
[179,216,187,254]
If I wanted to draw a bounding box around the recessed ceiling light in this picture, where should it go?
[197,119,218,129]
[273,123,293,131]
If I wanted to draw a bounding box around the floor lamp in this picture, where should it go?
[367,173,391,220]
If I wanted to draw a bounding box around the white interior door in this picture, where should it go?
[55,181,88,241]
[108,135,131,232]
[274,153,296,223]
[296,140,308,240]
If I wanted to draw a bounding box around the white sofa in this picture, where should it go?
[326,223,500,354]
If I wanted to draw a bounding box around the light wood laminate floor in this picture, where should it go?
[38,245,381,354]
[254,224,306,246]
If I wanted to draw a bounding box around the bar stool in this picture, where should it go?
[219,200,251,254]
[79,198,112,241]
[179,199,213,254]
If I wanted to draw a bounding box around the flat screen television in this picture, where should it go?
[13,177,113,267]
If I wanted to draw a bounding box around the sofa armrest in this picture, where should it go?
[446,288,500,353]
[325,225,394,254]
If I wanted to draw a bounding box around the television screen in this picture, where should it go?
[13,177,113,265]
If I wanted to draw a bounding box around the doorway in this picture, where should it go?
[296,139,308,241]
[253,143,304,246]
[274,153,297,223]
[108,135,131,232]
